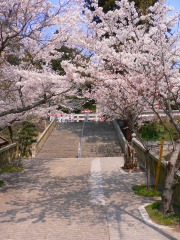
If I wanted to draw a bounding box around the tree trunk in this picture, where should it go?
[124,143,137,169]
[160,142,180,215]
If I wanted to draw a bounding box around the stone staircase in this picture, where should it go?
[81,122,122,157]
[36,122,122,158]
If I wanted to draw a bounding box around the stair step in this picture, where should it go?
[36,122,122,158]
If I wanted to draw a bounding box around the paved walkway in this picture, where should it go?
[0,157,179,240]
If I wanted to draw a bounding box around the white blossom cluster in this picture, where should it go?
[0,0,180,134]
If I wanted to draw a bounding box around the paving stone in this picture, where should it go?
[0,157,179,240]
[0,119,179,240]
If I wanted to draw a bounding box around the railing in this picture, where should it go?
[112,119,180,207]
[140,110,180,118]
[132,137,180,208]
[32,119,56,157]
[112,120,127,153]
[51,114,100,123]
[0,143,18,168]
[78,121,86,158]
[74,114,99,122]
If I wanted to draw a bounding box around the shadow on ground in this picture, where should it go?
[0,158,177,240]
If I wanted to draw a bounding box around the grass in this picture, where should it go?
[132,184,161,197]
[146,201,180,226]
[0,179,4,187]
[0,165,24,173]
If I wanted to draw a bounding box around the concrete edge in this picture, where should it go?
[32,119,56,157]
[0,143,17,153]
[138,203,173,230]
[118,166,128,174]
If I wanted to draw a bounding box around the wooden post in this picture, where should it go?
[146,149,150,191]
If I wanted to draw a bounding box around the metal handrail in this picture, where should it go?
[78,119,86,158]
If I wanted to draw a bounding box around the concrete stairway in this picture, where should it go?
[36,122,122,158]
[81,122,122,158]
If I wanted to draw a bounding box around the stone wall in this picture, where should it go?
[112,120,126,153]
[32,119,56,157]
[0,143,18,168]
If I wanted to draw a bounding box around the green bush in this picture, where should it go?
[140,120,178,141]
[16,121,38,158]
[0,180,4,187]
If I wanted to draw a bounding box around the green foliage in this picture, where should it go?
[140,122,164,141]
[82,99,96,111]
[140,120,179,141]
[0,180,4,187]
[132,184,161,197]
[0,115,39,143]
[99,0,116,13]
[51,46,78,75]
[0,166,24,173]
[129,0,157,14]
[16,121,38,158]
[146,201,180,225]
[85,0,158,14]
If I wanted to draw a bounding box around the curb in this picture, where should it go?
[138,203,173,230]
[119,166,128,174]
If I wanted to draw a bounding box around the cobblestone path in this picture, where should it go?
[0,157,179,240]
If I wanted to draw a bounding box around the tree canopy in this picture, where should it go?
[85,0,158,14]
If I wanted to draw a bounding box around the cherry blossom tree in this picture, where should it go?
[1,0,180,214]
[0,0,83,130]
[64,0,180,214]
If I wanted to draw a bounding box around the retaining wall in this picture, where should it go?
[0,143,18,168]
[32,119,56,157]
[112,120,126,153]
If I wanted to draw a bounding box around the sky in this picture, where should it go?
[50,0,180,12]
[48,0,180,33]
[166,0,180,12]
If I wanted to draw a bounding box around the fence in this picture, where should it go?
[132,138,180,207]
[112,120,126,153]
[112,120,180,207]
[0,143,18,168]
[51,114,100,123]
[32,119,56,157]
